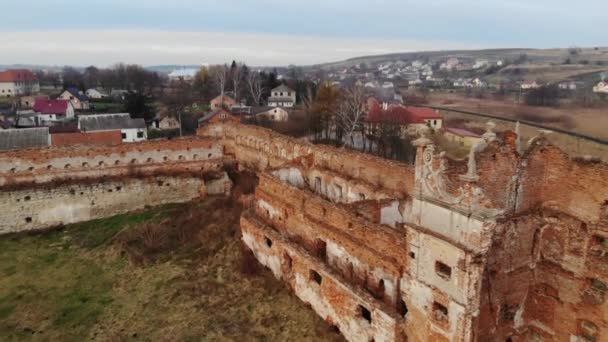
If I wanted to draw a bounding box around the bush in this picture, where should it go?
[148,128,180,140]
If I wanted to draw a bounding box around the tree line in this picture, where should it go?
[36,64,164,94]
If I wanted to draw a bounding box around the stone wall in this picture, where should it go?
[0,176,206,234]
[0,136,230,235]
[199,122,607,342]
[0,120,605,341]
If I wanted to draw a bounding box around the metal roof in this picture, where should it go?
[78,113,146,132]
[0,128,50,151]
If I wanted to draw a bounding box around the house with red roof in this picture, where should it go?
[198,108,239,127]
[32,99,75,124]
[0,69,40,98]
[365,103,443,137]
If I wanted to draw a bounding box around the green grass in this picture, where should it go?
[0,199,343,341]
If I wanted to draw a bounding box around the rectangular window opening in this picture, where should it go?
[314,239,327,262]
[264,236,273,248]
[435,261,452,280]
[310,270,322,285]
[359,305,372,323]
[433,302,448,322]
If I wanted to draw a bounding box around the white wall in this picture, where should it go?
[0,82,15,97]
[121,128,147,142]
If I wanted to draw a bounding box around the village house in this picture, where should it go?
[558,81,578,90]
[365,101,443,137]
[149,115,180,131]
[0,69,40,98]
[521,80,540,90]
[439,57,460,71]
[20,95,49,109]
[85,88,108,99]
[252,106,289,122]
[268,84,296,107]
[198,108,239,126]
[168,68,198,82]
[32,99,75,125]
[58,88,90,110]
[210,95,237,111]
[593,80,608,94]
[78,113,147,143]
[443,127,482,147]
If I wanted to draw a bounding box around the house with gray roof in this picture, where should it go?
[78,113,147,142]
[0,127,50,151]
[268,84,296,108]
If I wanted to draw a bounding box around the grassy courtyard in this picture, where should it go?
[0,197,343,341]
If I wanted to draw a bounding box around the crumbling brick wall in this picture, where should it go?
[201,122,607,342]
[0,137,231,234]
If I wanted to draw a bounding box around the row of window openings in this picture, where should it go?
[8,153,214,173]
[18,185,125,203]
[265,235,410,319]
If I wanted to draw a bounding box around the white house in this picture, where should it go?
[58,88,90,110]
[593,81,608,94]
[558,81,578,91]
[0,69,40,98]
[32,99,75,124]
[521,81,540,90]
[78,113,147,143]
[253,106,289,122]
[85,88,108,99]
[268,84,296,107]
[168,68,198,82]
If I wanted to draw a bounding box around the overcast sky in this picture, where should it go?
[2,0,606,67]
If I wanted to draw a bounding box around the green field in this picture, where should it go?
[0,197,342,341]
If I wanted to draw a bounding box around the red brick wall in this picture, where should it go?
[51,131,123,147]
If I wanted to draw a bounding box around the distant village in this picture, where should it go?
[0,53,606,159]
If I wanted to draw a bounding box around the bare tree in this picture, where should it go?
[231,63,243,103]
[247,71,263,106]
[210,64,228,98]
[301,84,315,112]
[335,85,366,148]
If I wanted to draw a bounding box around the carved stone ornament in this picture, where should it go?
[420,146,463,204]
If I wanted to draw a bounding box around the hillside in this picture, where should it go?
[310,47,608,71]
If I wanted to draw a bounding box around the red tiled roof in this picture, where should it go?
[366,105,441,125]
[0,69,37,83]
[406,106,442,123]
[445,127,480,138]
[33,99,69,115]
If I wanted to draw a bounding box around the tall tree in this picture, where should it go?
[231,62,243,103]
[335,85,365,148]
[124,91,153,122]
[210,64,229,99]
[193,66,214,101]
[311,82,340,140]
[247,71,263,106]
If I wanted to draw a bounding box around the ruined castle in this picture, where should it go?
[1,121,607,341]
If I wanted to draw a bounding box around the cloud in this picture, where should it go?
[0,30,483,67]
